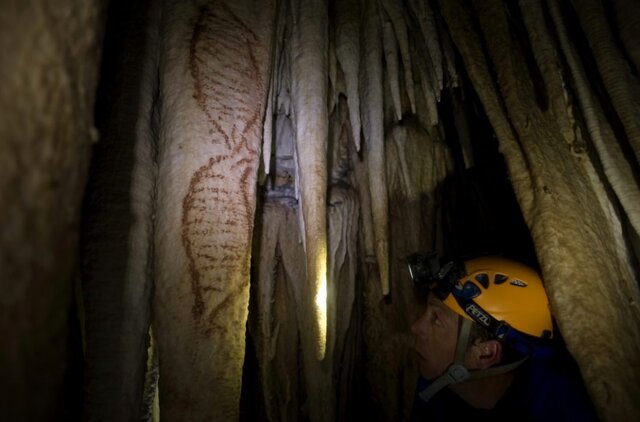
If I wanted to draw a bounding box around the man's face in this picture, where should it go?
[411,292,460,380]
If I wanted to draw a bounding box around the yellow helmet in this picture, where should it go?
[442,256,553,339]
[409,254,556,402]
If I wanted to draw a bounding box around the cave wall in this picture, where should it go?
[1,0,640,420]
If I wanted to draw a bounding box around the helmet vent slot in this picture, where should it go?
[494,274,509,284]
[474,273,490,289]
[510,279,527,287]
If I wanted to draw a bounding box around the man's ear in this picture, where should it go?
[469,339,503,370]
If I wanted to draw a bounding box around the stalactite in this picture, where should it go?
[254,58,301,416]
[256,202,280,363]
[571,0,640,165]
[281,92,361,422]
[289,0,329,360]
[275,33,292,118]
[548,0,640,237]
[451,89,473,169]
[382,19,403,121]
[519,0,575,147]
[278,200,334,422]
[382,61,399,127]
[394,119,453,233]
[361,0,390,296]
[275,33,297,206]
[328,187,360,421]
[271,208,305,420]
[389,124,413,198]
[334,0,362,151]
[274,114,296,179]
[326,184,359,393]
[408,0,443,94]
[381,0,416,113]
[262,78,275,178]
[261,1,287,178]
[385,127,403,198]
[412,41,439,126]
[440,0,535,216]
[328,34,339,113]
[438,14,459,89]
[254,199,303,421]
[406,27,439,126]
[406,1,435,99]
[329,98,352,183]
[351,143,376,259]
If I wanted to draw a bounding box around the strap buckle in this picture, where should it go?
[446,363,470,383]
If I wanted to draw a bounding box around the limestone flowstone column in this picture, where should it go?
[153,1,276,419]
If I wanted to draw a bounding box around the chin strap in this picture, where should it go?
[418,319,528,403]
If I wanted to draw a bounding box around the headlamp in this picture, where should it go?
[406,251,466,299]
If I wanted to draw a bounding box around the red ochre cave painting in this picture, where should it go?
[182,4,264,326]
[189,3,262,153]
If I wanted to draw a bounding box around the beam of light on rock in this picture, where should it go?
[314,255,328,360]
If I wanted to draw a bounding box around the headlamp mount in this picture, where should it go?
[406,251,466,299]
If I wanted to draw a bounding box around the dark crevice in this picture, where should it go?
[82,0,158,419]
[602,0,639,77]
[437,63,538,268]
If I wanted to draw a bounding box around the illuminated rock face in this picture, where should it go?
[151,2,277,420]
[3,0,640,420]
